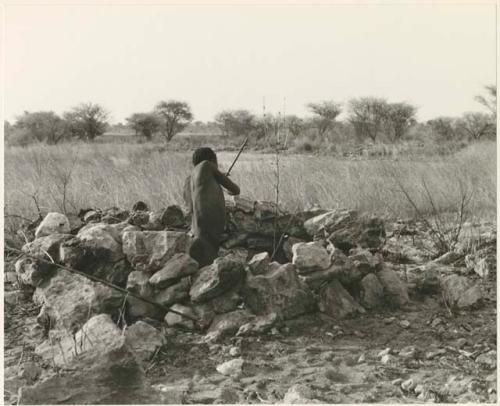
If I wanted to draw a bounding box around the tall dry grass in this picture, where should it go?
[4,142,496,228]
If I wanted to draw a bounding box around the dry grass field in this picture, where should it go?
[5,141,496,226]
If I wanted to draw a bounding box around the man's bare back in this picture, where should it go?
[187,148,240,267]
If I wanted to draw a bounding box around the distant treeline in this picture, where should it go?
[4,85,496,147]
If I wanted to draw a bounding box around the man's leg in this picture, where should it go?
[188,236,218,268]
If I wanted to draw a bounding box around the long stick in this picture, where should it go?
[226,137,248,176]
[6,245,200,324]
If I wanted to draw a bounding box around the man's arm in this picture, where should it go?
[213,167,240,196]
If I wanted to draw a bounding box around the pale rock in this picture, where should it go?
[441,275,483,309]
[149,253,198,288]
[77,223,124,262]
[474,258,490,278]
[208,310,254,339]
[216,358,244,377]
[380,354,395,364]
[229,346,241,357]
[304,209,355,237]
[248,252,270,275]
[35,212,70,238]
[292,241,331,274]
[476,350,497,368]
[401,378,416,391]
[33,269,123,331]
[376,266,409,307]
[318,279,365,319]
[125,321,165,364]
[189,257,245,303]
[164,303,197,330]
[20,314,158,405]
[283,384,321,404]
[126,271,154,297]
[122,230,188,273]
[242,263,315,320]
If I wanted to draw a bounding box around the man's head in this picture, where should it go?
[192,147,217,166]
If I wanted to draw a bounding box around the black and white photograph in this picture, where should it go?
[2,1,497,404]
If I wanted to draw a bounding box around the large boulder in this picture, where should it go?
[21,314,159,405]
[33,269,123,332]
[189,257,245,303]
[122,231,188,273]
[149,253,199,289]
[318,279,366,319]
[441,275,483,309]
[76,223,124,262]
[376,266,409,307]
[242,263,315,320]
[292,242,331,274]
[148,205,186,230]
[34,212,70,238]
[60,236,131,287]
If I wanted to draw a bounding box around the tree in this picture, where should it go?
[457,112,495,140]
[475,84,496,116]
[14,111,68,144]
[126,112,161,139]
[285,115,306,137]
[385,102,418,141]
[154,100,193,141]
[427,117,457,141]
[307,101,342,136]
[214,109,257,137]
[348,97,388,142]
[63,103,109,141]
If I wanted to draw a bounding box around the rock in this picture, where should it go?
[207,310,254,339]
[5,271,18,284]
[292,241,331,273]
[298,267,341,291]
[382,238,427,264]
[282,236,306,262]
[83,210,100,223]
[18,362,42,383]
[236,313,279,336]
[380,354,395,364]
[127,271,154,297]
[21,314,159,405]
[60,237,131,287]
[76,223,124,262]
[154,277,190,306]
[349,248,382,274]
[246,236,274,252]
[124,321,165,364]
[476,350,496,368]
[399,345,418,359]
[376,266,409,307]
[456,338,468,348]
[441,275,483,309]
[153,384,187,404]
[283,384,320,404]
[122,230,188,273]
[189,257,245,303]
[412,263,442,294]
[34,212,70,238]
[318,279,366,319]
[149,253,199,288]
[221,248,249,263]
[229,346,241,357]
[17,234,73,286]
[242,263,315,320]
[304,209,355,238]
[33,269,123,331]
[399,320,410,329]
[474,258,490,278]
[164,304,198,330]
[216,358,244,377]
[378,348,391,357]
[149,205,186,229]
[360,273,384,309]
[127,296,164,321]
[248,252,270,275]
[392,378,403,386]
[100,207,130,223]
[132,201,149,211]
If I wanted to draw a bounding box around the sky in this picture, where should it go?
[3,3,497,124]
